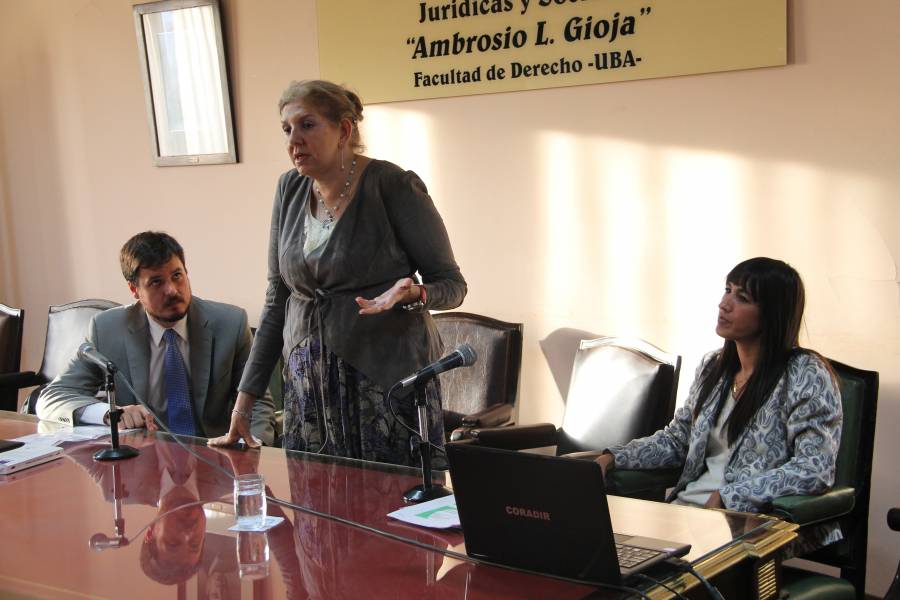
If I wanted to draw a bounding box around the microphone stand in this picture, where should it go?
[94,369,139,462]
[403,380,451,503]
[89,463,130,550]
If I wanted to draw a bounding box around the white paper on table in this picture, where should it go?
[14,425,139,446]
[387,494,460,529]
[11,433,63,447]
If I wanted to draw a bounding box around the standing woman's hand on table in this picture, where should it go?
[208,391,261,448]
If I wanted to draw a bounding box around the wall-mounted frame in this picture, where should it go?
[133,0,237,166]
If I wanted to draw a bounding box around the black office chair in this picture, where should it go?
[606,358,878,599]
[432,312,523,441]
[773,360,878,600]
[0,303,28,411]
[461,336,681,499]
[15,299,121,414]
[886,508,899,600]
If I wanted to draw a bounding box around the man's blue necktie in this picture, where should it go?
[163,329,195,436]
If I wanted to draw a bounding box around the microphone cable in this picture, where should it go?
[631,572,689,600]
[384,381,447,456]
[666,558,726,600]
[310,334,332,456]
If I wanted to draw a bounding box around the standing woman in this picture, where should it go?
[210,80,466,466]
[596,257,843,551]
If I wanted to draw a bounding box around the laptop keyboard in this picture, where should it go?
[615,543,664,569]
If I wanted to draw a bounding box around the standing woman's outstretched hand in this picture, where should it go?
[208,391,261,448]
[355,277,420,315]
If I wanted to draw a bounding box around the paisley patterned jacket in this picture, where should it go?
[609,349,843,550]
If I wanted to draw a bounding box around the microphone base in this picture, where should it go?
[93,445,140,461]
[403,483,452,504]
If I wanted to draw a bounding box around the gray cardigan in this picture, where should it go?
[239,160,467,396]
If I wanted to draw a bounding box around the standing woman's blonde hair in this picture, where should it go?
[278,80,365,152]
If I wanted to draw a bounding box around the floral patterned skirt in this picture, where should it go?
[282,339,446,468]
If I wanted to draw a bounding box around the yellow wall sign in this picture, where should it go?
[317,0,786,104]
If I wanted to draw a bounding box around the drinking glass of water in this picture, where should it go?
[237,531,270,579]
[234,473,266,527]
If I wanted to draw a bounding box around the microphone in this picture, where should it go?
[398,344,477,389]
[78,342,118,373]
[396,344,475,502]
[89,532,129,551]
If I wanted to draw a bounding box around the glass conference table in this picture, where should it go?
[0,412,797,599]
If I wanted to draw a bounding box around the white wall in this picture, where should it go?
[1,0,897,593]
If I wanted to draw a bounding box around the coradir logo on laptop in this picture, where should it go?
[505,505,551,521]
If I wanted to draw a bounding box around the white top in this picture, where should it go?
[303,201,336,257]
[80,314,190,424]
[673,390,737,507]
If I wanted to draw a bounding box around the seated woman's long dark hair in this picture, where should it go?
[693,257,810,445]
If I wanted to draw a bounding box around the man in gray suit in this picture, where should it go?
[37,231,275,444]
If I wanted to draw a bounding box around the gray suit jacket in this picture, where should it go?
[37,297,276,444]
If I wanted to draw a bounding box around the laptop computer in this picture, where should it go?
[445,443,690,585]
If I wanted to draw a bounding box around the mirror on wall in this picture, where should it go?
[133,0,237,166]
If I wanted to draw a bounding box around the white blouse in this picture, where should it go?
[673,390,737,507]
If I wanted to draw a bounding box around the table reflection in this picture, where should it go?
[68,439,235,586]
[0,413,795,600]
[286,455,452,597]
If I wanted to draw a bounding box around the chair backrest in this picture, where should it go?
[432,312,523,434]
[0,303,25,375]
[37,299,121,383]
[806,359,878,589]
[556,337,681,456]
[887,509,900,600]
[0,303,26,411]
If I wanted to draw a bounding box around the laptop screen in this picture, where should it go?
[446,443,623,584]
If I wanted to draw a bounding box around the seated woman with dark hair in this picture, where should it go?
[596,257,843,552]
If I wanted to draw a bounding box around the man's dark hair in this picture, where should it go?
[120,231,186,283]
